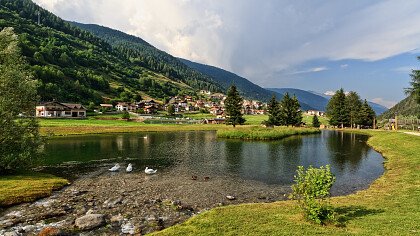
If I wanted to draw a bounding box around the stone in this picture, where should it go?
[110,214,124,224]
[22,224,36,232]
[226,195,236,200]
[3,231,19,236]
[75,214,105,230]
[38,226,63,236]
[121,221,135,235]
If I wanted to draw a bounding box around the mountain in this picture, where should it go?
[178,59,316,110]
[266,88,328,111]
[267,88,388,115]
[378,94,420,119]
[0,0,222,104]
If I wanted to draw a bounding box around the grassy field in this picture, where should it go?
[0,173,69,207]
[217,126,320,140]
[152,130,420,235]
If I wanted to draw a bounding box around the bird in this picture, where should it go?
[144,167,157,175]
[126,163,133,172]
[109,164,120,172]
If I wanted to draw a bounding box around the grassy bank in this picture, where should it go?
[217,126,320,140]
[153,131,420,235]
[0,173,69,207]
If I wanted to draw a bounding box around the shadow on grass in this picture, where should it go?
[335,205,384,227]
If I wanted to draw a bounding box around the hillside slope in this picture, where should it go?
[0,0,221,104]
[70,22,223,93]
[378,94,420,119]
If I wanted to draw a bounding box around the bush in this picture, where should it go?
[121,111,130,120]
[290,165,336,224]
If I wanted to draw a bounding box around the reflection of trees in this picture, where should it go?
[224,140,244,174]
[274,136,303,184]
[326,131,370,171]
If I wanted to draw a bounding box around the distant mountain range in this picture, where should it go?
[178,59,315,110]
[266,88,388,115]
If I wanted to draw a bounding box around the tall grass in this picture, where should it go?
[217,126,320,140]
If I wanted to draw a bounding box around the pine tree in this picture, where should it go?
[266,94,280,126]
[224,85,245,127]
[278,93,302,126]
[312,114,320,128]
[406,57,420,104]
[345,91,362,128]
[359,100,376,127]
[326,88,349,128]
[0,27,43,173]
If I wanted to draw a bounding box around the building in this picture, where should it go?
[116,102,136,111]
[306,110,325,116]
[100,104,113,111]
[36,101,86,118]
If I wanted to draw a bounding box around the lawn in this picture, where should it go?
[152,130,420,235]
[217,126,320,140]
[0,173,69,207]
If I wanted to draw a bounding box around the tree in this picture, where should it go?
[326,88,348,128]
[0,27,43,173]
[121,110,130,120]
[312,114,320,128]
[290,165,336,225]
[359,100,376,127]
[224,85,245,127]
[406,57,420,104]
[279,93,302,126]
[167,104,175,116]
[266,94,281,126]
[345,91,362,128]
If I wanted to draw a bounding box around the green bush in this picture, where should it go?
[290,165,336,224]
[121,111,130,120]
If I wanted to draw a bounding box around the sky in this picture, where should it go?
[33,0,420,108]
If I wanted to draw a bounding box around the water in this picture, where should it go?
[43,130,384,195]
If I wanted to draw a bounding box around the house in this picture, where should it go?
[116,102,136,111]
[100,104,113,111]
[202,118,226,124]
[307,110,325,116]
[137,100,157,109]
[144,105,158,114]
[210,106,224,116]
[36,101,86,118]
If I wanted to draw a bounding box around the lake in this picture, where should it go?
[43,130,384,196]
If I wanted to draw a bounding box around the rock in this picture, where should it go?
[38,226,63,236]
[22,224,36,232]
[121,221,135,235]
[226,195,236,200]
[3,231,19,236]
[110,214,124,224]
[86,209,95,215]
[75,214,105,230]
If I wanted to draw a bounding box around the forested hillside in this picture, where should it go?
[70,22,222,94]
[0,0,221,104]
[378,94,420,119]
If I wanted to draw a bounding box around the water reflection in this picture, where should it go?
[44,131,384,194]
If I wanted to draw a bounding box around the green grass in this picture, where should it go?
[0,173,69,207]
[302,114,329,127]
[153,131,420,235]
[217,126,320,140]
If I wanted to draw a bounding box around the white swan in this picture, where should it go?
[126,163,133,172]
[109,164,120,172]
[144,167,157,174]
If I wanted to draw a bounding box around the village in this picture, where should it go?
[34,90,326,125]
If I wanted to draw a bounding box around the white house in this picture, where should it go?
[36,101,86,118]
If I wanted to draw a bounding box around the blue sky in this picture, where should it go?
[33,0,420,107]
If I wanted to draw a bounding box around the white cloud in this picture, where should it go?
[340,64,348,69]
[324,91,336,96]
[371,98,397,108]
[289,66,328,75]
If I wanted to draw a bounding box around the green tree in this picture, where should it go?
[279,93,302,126]
[0,27,43,173]
[326,88,348,128]
[167,104,175,116]
[406,57,420,104]
[266,94,281,126]
[224,85,245,127]
[345,91,362,128]
[312,114,320,128]
[290,165,336,225]
[359,100,376,127]
[121,110,130,120]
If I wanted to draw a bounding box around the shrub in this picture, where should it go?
[290,165,336,224]
[121,111,130,120]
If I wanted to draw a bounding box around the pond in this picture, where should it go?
[43,130,383,196]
